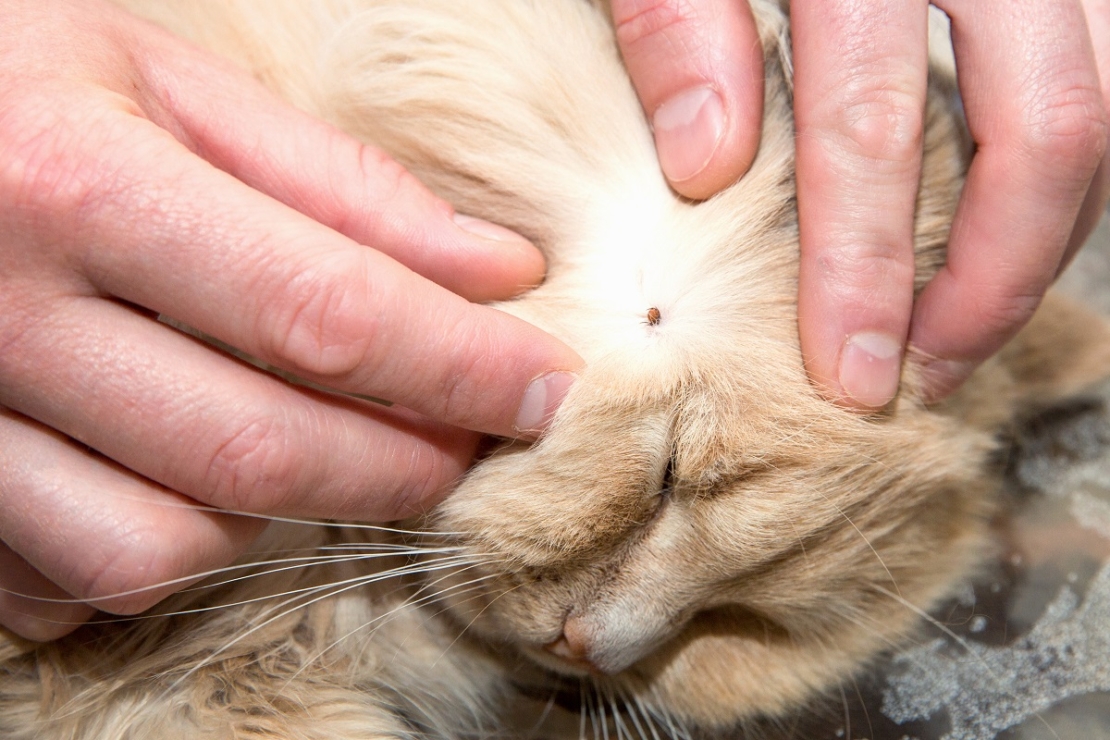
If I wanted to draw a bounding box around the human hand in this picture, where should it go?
[612,0,1110,408]
[0,0,582,641]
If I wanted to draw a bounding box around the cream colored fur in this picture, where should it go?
[3,0,1110,737]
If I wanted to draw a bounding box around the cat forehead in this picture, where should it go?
[507,185,801,372]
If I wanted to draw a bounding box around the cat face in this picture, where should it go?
[428,173,996,727]
[417,21,994,725]
[313,0,1102,728]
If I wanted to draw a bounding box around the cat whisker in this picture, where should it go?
[612,685,643,740]
[73,553,484,626]
[175,547,451,590]
[593,682,608,740]
[814,490,904,600]
[604,683,635,740]
[579,680,596,740]
[523,685,561,739]
[430,576,525,670]
[647,684,693,740]
[871,584,982,659]
[0,543,468,607]
[37,569,398,728]
[279,573,508,721]
[288,561,502,685]
[175,546,468,593]
[579,680,589,740]
[621,686,664,740]
[65,487,467,537]
[836,679,852,740]
[158,554,494,691]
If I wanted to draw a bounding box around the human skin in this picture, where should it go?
[0,0,583,640]
[612,0,1110,408]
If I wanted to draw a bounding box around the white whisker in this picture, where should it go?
[85,554,482,624]
[156,553,490,692]
[605,684,631,740]
[648,685,690,740]
[289,560,501,684]
[0,542,467,606]
[579,681,589,740]
[524,686,561,739]
[598,683,611,740]
[282,574,504,698]
[616,684,655,740]
[814,490,903,599]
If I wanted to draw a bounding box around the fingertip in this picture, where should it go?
[451,213,548,299]
[0,606,92,643]
[513,370,578,439]
[613,0,763,200]
[0,545,95,642]
[652,84,761,200]
[912,356,977,404]
[836,331,905,410]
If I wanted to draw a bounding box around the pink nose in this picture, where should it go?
[543,617,599,672]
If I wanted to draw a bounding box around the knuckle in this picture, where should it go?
[613,0,691,48]
[1017,82,1108,172]
[436,319,497,425]
[0,97,83,214]
[969,288,1043,341]
[358,142,426,211]
[0,91,145,238]
[817,240,916,295]
[261,259,376,380]
[827,86,924,168]
[338,141,447,246]
[383,442,454,520]
[203,414,301,512]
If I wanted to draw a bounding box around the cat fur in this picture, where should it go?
[3,0,1110,738]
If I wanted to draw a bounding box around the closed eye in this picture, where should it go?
[660,455,676,501]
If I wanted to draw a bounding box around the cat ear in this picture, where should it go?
[995,294,1110,405]
[931,294,1110,426]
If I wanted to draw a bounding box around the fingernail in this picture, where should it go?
[514,371,577,436]
[838,332,903,409]
[453,213,530,244]
[652,86,725,183]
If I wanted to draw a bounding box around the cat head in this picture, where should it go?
[318,0,1110,729]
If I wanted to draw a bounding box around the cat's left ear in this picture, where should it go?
[924,293,1110,425]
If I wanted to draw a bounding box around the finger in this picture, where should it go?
[0,294,480,521]
[1066,156,1110,266]
[124,15,547,304]
[6,96,582,439]
[1067,0,1110,257]
[611,0,764,199]
[0,407,264,618]
[910,0,1107,400]
[793,0,930,410]
[0,542,94,642]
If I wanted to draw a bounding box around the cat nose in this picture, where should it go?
[543,616,600,673]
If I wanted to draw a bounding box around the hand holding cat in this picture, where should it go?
[614,0,1110,409]
[0,0,581,640]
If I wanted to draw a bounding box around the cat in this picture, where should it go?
[3,0,1110,738]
